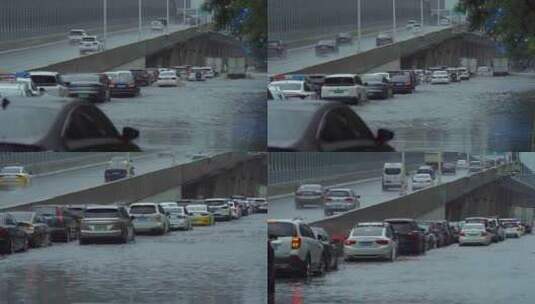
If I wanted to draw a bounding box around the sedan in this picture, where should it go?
[0,166,30,186]
[156,70,179,87]
[315,40,338,56]
[185,204,215,226]
[9,212,51,247]
[323,188,360,216]
[344,224,398,261]
[79,205,135,244]
[376,32,393,46]
[0,96,140,152]
[412,173,433,190]
[361,73,393,99]
[62,73,111,103]
[268,100,394,152]
[442,162,457,174]
[267,40,287,58]
[295,184,324,209]
[459,223,492,246]
[105,71,140,97]
[0,213,29,254]
[336,32,353,45]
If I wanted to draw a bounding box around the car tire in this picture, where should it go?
[388,247,396,262]
[299,255,312,279]
[6,239,15,254]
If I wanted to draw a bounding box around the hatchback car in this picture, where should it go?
[320,74,367,104]
[295,184,324,209]
[384,218,426,255]
[344,223,398,261]
[268,100,394,152]
[32,205,78,242]
[0,213,29,254]
[159,202,192,230]
[9,212,51,248]
[79,205,135,244]
[129,203,169,234]
[0,96,140,152]
[62,73,111,103]
[323,188,360,216]
[203,198,232,221]
[459,223,491,246]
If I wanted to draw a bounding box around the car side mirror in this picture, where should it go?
[122,127,139,141]
[376,128,394,143]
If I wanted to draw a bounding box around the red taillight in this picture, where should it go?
[291,237,301,249]
[345,198,354,202]
[376,239,389,245]
[344,239,356,245]
[56,208,64,224]
[0,228,8,238]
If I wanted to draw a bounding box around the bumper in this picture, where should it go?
[68,90,105,101]
[367,90,387,98]
[110,87,138,96]
[156,80,177,86]
[213,213,231,220]
[459,236,490,244]
[133,222,164,233]
[273,256,306,273]
[324,204,353,213]
[295,197,322,206]
[392,85,412,93]
[49,228,68,240]
[431,79,449,84]
[80,230,122,239]
[169,220,189,229]
[344,245,391,259]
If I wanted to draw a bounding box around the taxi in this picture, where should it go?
[185,204,215,226]
[0,166,30,186]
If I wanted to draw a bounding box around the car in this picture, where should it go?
[130,69,152,87]
[431,70,450,84]
[295,184,324,209]
[104,156,135,182]
[267,40,287,58]
[79,35,104,54]
[501,219,523,238]
[267,85,287,101]
[9,212,51,248]
[412,173,433,190]
[62,73,111,103]
[203,198,232,221]
[268,100,395,152]
[488,218,505,242]
[172,66,190,78]
[442,162,457,174]
[32,205,78,242]
[0,82,33,97]
[382,162,406,190]
[406,19,418,30]
[439,18,450,26]
[323,188,360,216]
[66,204,87,229]
[155,70,179,87]
[448,221,464,243]
[79,205,135,244]
[199,67,215,78]
[269,80,315,99]
[159,202,192,230]
[187,67,206,81]
[457,159,468,168]
[477,66,493,77]
[376,32,393,46]
[390,73,413,93]
[29,71,69,97]
[361,73,393,99]
[248,197,268,213]
[68,29,88,44]
[384,218,426,255]
[343,222,398,261]
[411,23,422,33]
[15,77,41,96]
[457,67,470,80]
[311,227,338,271]
[320,74,368,104]
[151,20,165,31]
[105,71,140,97]
[268,219,325,277]
[228,201,242,219]
[315,40,338,56]
[129,202,169,234]
[0,166,30,186]
[446,68,460,82]
[0,213,29,254]
[459,223,491,246]
[433,220,455,246]
[336,32,353,44]
[469,160,483,173]
[417,165,436,179]
[0,96,141,152]
[418,222,438,250]
[185,204,215,226]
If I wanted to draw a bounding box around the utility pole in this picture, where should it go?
[357,0,362,52]
[103,0,108,49]
[420,0,424,27]
[392,0,397,42]
[166,0,170,34]
[138,0,143,40]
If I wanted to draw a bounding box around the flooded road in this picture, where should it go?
[0,213,267,304]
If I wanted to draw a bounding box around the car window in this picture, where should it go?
[326,190,351,197]
[65,106,118,140]
[388,222,413,233]
[320,108,374,143]
[299,224,316,239]
[130,205,156,214]
[268,222,296,238]
[352,227,384,236]
[30,75,58,86]
[324,77,354,86]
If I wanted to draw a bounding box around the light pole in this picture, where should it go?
[392,0,397,42]
[420,0,424,27]
[166,0,170,34]
[183,0,187,25]
[103,0,108,49]
[357,0,361,52]
[436,0,440,25]
[138,0,142,40]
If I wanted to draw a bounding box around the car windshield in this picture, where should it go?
[107,73,133,82]
[187,206,207,213]
[160,71,175,77]
[129,205,156,214]
[108,158,128,169]
[392,75,409,82]
[388,222,412,233]
[30,75,57,86]
[317,40,333,46]
[84,208,120,218]
[1,167,21,174]
[385,168,401,174]
[204,200,227,206]
[503,222,518,228]
[272,82,302,91]
[10,212,33,222]
[327,190,350,197]
[352,227,383,237]
[70,30,85,35]
[324,77,354,86]
[361,75,382,83]
[163,207,183,214]
[82,37,96,42]
[414,174,430,179]
[300,185,321,191]
[62,74,100,82]
[268,222,296,238]
[0,107,59,144]
[463,223,484,230]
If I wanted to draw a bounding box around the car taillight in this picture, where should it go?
[128,84,135,88]
[56,208,64,224]
[376,239,389,245]
[345,198,354,202]
[0,228,8,238]
[344,239,356,245]
[291,237,301,249]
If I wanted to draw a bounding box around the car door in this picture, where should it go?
[300,224,323,267]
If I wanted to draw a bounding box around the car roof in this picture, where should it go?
[326,188,352,192]
[356,222,386,226]
[384,218,415,222]
[325,74,356,78]
[384,162,402,167]
[130,202,157,206]
[267,219,301,224]
[418,165,433,169]
[30,71,59,76]
[414,173,431,177]
[205,198,228,201]
[2,166,23,169]
[270,80,303,85]
[85,205,120,210]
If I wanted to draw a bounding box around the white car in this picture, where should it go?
[412,173,433,190]
[228,201,241,219]
[344,222,398,261]
[477,66,493,77]
[151,20,165,31]
[187,68,206,81]
[129,202,169,235]
[503,221,523,238]
[382,162,406,190]
[79,36,104,54]
[269,80,315,99]
[321,74,368,104]
[268,219,325,277]
[440,18,450,26]
[457,67,470,80]
[268,85,287,101]
[459,223,492,246]
[406,20,418,30]
[0,166,30,186]
[204,198,232,221]
[29,71,68,97]
[411,23,422,33]
[457,159,468,168]
[199,67,215,78]
[68,29,87,44]
[159,202,192,230]
[0,83,32,97]
[248,197,268,213]
[431,70,450,84]
[156,70,178,87]
[16,77,41,96]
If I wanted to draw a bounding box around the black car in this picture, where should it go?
[305,74,327,95]
[384,218,426,255]
[9,212,51,248]
[0,213,29,254]
[442,162,457,174]
[376,33,393,46]
[312,227,339,271]
[361,74,393,99]
[32,205,79,242]
[315,40,338,56]
[62,73,111,103]
[0,96,140,152]
[336,32,353,45]
[130,69,152,87]
[389,74,413,94]
[105,71,140,97]
[267,40,287,58]
[268,100,394,152]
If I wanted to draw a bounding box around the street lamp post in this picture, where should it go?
[166,0,170,34]
[357,0,361,52]
[392,0,397,42]
[103,0,107,49]
[183,0,187,25]
[437,0,440,25]
[138,0,142,40]
[420,0,424,27]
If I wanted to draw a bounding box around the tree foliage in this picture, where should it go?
[456,0,535,58]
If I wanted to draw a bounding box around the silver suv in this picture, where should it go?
[268,219,325,278]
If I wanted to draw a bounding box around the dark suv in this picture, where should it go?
[384,218,426,255]
[79,205,135,244]
[62,73,111,103]
[32,205,78,242]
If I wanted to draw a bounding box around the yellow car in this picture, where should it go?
[186,204,215,226]
[0,166,30,186]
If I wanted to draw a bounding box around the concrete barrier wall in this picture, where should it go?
[309,167,501,238]
[1,153,264,211]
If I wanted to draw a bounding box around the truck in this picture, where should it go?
[227,57,247,79]
[492,57,509,76]
[205,57,223,76]
[460,57,478,75]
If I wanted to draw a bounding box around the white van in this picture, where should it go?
[382,163,406,190]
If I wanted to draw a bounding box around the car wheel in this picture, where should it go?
[316,256,327,276]
[388,247,396,262]
[332,254,339,270]
[6,239,15,254]
[300,255,312,279]
[22,237,29,252]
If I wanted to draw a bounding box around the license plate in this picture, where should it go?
[94,225,107,231]
[117,84,126,88]
[333,89,345,94]
[359,242,373,247]
[79,93,89,98]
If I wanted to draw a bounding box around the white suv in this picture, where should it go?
[129,202,169,235]
[321,74,367,104]
[268,219,325,277]
[79,36,104,54]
